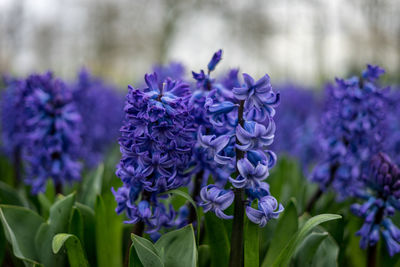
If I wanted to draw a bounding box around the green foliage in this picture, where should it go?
[34,193,76,267]
[52,233,88,267]
[262,199,298,267]
[204,212,230,267]
[198,245,211,267]
[95,194,123,267]
[272,214,342,267]
[161,189,200,245]
[155,224,197,267]
[79,164,104,207]
[294,232,328,265]
[0,205,44,265]
[131,234,164,267]
[244,216,259,267]
[131,225,197,267]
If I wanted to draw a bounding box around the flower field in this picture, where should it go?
[1,49,400,267]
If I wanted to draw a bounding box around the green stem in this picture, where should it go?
[229,100,245,267]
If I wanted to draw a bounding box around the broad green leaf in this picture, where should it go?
[129,243,144,267]
[95,194,123,267]
[52,233,88,267]
[161,189,200,245]
[294,232,328,265]
[198,245,211,267]
[204,212,230,267]
[0,205,44,265]
[262,199,298,267]
[272,214,342,267]
[131,234,163,267]
[244,217,259,267]
[0,181,25,206]
[155,224,197,267]
[80,164,104,207]
[311,234,339,267]
[69,208,84,245]
[34,193,76,267]
[75,202,97,266]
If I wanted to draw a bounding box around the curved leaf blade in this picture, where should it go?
[161,189,200,246]
[131,234,164,267]
[262,199,298,267]
[272,214,341,267]
[52,233,88,267]
[155,224,197,267]
[0,205,44,265]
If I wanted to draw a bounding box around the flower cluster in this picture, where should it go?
[351,153,400,256]
[113,73,196,232]
[272,84,322,172]
[72,68,124,168]
[197,50,283,226]
[23,72,82,193]
[1,76,29,157]
[383,89,400,166]
[312,65,388,200]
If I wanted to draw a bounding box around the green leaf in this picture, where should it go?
[37,193,51,219]
[0,205,45,265]
[272,213,342,267]
[262,199,298,267]
[311,234,339,267]
[52,233,88,267]
[131,234,163,267]
[129,243,144,267]
[155,224,197,267]
[44,179,56,203]
[204,212,230,267]
[75,202,97,266]
[294,232,328,265]
[80,164,104,207]
[69,208,84,245]
[161,189,200,245]
[0,181,25,206]
[198,245,211,267]
[244,216,259,267]
[34,193,76,267]
[95,194,123,267]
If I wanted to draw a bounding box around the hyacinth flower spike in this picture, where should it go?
[351,152,400,264]
[114,72,196,237]
[194,50,283,267]
[307,64,388,212]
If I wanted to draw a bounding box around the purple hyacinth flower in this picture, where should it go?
[115,72,196,231]
[207,49,223,72]
[246,195,284,227]
[197,127,232,165]
[382,230,400,257]
[229,158,269,188]
[233,73,279,114]
[200,185,234,219]
[236,120,275,151]
[362,64,385,81]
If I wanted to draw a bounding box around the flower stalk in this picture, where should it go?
[229,100,245,267]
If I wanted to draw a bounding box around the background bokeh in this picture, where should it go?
[1,0,400,85]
